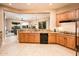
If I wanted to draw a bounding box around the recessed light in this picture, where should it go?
[27,3,31,5]
[49,3,53,5]
[9,3,12,5]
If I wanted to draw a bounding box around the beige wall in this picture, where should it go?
[50,10,56,31]
[6,18,13,31]
[0,8,4,47]
[0,9,3,31]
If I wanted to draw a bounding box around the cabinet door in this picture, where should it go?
[77,37,79,46]
[69,36,75,49]
[61,13,68,20]
[48,33,56,44]
[59,35,65,46]
[24,33,29,42]
[19,33,25,43]
[28,33,35,43]
[66,36,69,48]
[76,9,79,18]
[34,33,40,43]
[66,36,75,49]
[67,10,76,19]
[56,34,60,44]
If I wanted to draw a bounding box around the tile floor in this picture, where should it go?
[0,35,76,56]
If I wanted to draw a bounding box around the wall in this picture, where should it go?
[50,10,56,31]
[60,22,75,33]
[0,8,4,47]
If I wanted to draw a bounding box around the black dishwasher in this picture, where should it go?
[40,33,48,44]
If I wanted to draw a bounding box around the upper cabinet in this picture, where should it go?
[67,10,76,19]
[75,9,79,18]
[56,9,79,27]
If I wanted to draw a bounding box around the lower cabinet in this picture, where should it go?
[56,34,60,44]
[19,33,40,43]
[34,33,40,43]
[19,33,28,43]
[56,34,66,46]
[66,36,75,49]
[19,32,76,50]
[28,33,35,43]
[59,35,66,46]
[56,33,75,50]
[48,33,56,44]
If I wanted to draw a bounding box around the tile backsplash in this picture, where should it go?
[59,22,76,33]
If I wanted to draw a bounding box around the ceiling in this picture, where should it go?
[2,3,70,10]
[3,3,70,21]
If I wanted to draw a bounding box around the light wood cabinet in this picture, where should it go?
[75,9,79,18]
[34,33,40,43]
[56,33,75,49]
[56,34,60,44]
[59,35,65,46]
[56,34,66,46]
[66,36,75,49]
[19,32,40,43]
[19,32,76,50]
[24,33,29,42]
[67,10,76,19]
[48,33,56,44]
[19,33,28,43]
[28,33,35,43]
[56,10,76,27]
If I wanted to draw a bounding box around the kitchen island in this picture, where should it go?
[18,30,57,44]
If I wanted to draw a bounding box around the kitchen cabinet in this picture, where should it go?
[19,31,76,50]
[59,34,66,46]
[76,9,79,18]
[56,10,76,27]
[67,10,76,19]
[28,33,35,43]
[19,32,40,43]
[56,34,60,44]
[77,37,79,46]
[48,33,56,44]
[66,35,75,49]
[19,33,28,43]
[34,33,40,43]
[56,33,75,49]
[56,33,66,46]
[24,33,29,42]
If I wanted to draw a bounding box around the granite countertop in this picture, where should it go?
[57,32,79,37]
[18,30,79,37]
[18,30,59,33]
